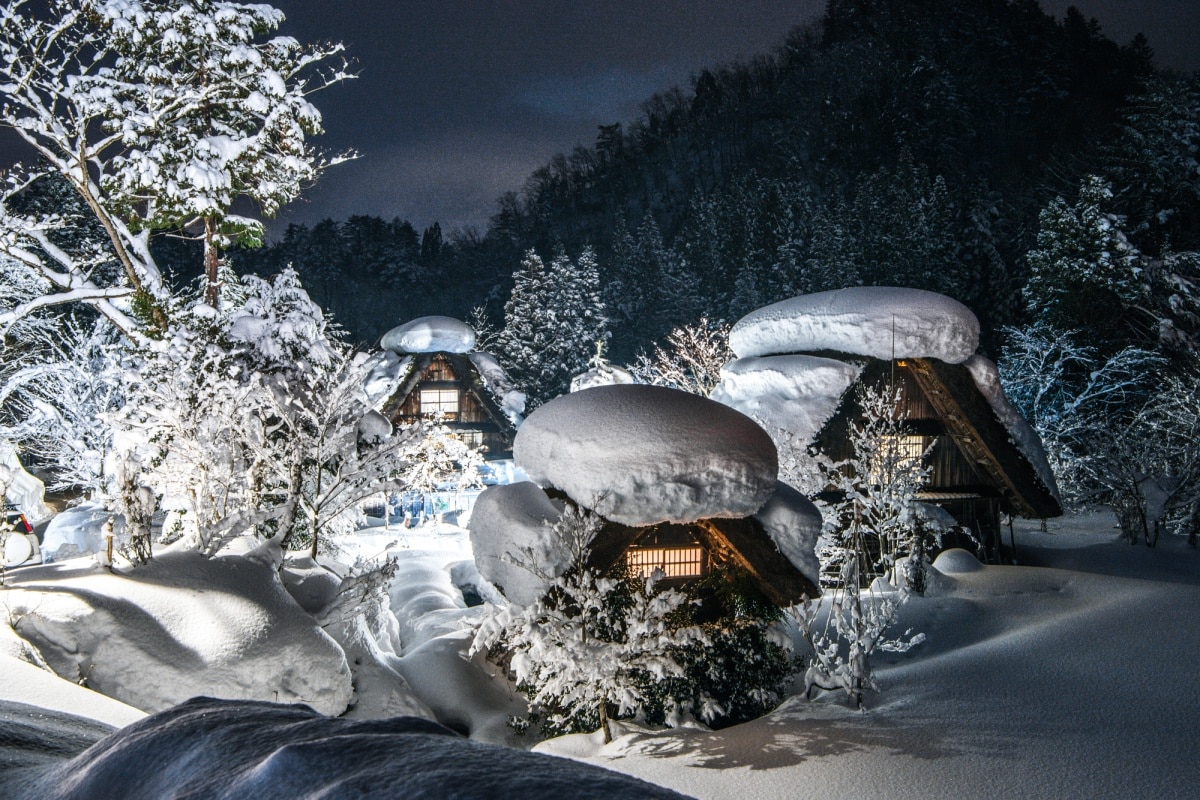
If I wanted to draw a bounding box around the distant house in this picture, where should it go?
[368,316,524,460]
[713,287,1062,561]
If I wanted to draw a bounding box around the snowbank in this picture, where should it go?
[9,697,692,800]
[0,655,146,730]
[752,481,823,587]
[1,550,352,716]
[1,441,51,523]
[515,385,778,526]
[964,355,1061,501]
[468,482,565,607]
[711,355,862,450]
[468,352,527,425]
[730,287,980,363]
[381,315,476,354]
[38,503,110,562]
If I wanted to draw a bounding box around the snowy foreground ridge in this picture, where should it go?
[730,286,980,363]
[5,698,691,800]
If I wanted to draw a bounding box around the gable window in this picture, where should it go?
[419,388,459,416]
[626,545,705,579]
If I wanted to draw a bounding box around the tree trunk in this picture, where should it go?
[204,217,222,307]
[599,699,611,744]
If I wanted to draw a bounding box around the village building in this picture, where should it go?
[713,287,1062,561]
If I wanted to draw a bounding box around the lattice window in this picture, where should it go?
[419,389,459,415]
[625,546,705,579]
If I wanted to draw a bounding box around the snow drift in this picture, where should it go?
[1,549,352,716]
[729,286,980,363]
[514,385,778,526]
[468,481,565,606]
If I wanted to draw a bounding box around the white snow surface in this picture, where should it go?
[468,352,527,425]
[361,350,413,406]
[515,385,778,526]
[0,655,146,730]
[0,548,352,716]
[730,287,980,363]
[381,315,476,354]
[38,503,109,562]
[1,441,51,523]
[711,355,862,450]
[4,697,691,800]
[752,481,822,587]
[468,482,566,607]
[964,354,1061,502]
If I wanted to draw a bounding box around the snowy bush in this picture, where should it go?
[629,317,733,396]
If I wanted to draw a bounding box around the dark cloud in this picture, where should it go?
[3,2,1198,235]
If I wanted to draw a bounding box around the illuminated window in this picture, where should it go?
[419,389,459,415]
[870,434,928,483]
[458,429,484,447]
[625,546,705,579]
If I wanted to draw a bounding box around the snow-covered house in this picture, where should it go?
[366,316,524,460]
[713,288,1062,558]
[469,385,821,607]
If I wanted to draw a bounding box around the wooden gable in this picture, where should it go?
[379,353,518,459]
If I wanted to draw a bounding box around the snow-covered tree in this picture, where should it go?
[629,317,733,396]
[472,504,705,743]
[0,0,351,330]
[495,247,607,407]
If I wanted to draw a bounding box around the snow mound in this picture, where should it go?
[39,503,110,562]
[711,355,862,450]
[932,548,984,574]
[515,385,778,526]
[571,362,636,392]
[752,481,823,587]
[730,287,980,363]
[1,551,352,716]
[468,482,566,606]
[964,355,1061,502]
[381,316,476,354]
[12,697,692,800]
[468,352,527,425]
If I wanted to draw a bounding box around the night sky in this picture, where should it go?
[2,1,1198,236]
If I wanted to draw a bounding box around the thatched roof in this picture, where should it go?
[379,352,518,443]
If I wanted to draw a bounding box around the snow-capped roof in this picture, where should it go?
[753,481,823,588]
[381,316,476,354]
[730,287,980,364]
[362,351,413,406]
[467,352,526,426]
[964,355,1061,502]
[468,482,566,607]
[570,362,635,393]
[514,385,778,526]
[711,355,862,450]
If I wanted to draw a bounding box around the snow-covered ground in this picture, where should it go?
[1,511,1197,799]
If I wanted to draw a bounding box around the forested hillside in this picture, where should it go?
[205,0,1194,358]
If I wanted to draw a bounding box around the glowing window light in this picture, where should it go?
[419,388,459,415]
[625,546,704,579]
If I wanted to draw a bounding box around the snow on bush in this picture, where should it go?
[711,354,862,450]
[1,550,353,716]
[361,350,413,406]
[515,384,777,526]
[729,286,980,363]
[753,481,823,587]
[381,315,476,354]
[9,697,694,800]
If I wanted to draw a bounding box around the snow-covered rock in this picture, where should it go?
[468,482,565,607]
[753,481,823,587]
[964,355,1060,501]
[9,697,692,800]
[1,550,353,716]
[711,355,862,450]
[468,352,526,425]
[730,287,980,363]
[381,316,476,354]
[515,385,778,527]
